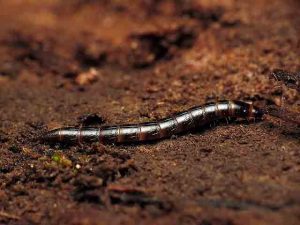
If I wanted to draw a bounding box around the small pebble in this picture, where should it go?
[75,164,81,169]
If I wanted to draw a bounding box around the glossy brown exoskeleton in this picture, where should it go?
[42,100,263,145]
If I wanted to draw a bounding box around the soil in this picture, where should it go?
[0,1,299,225]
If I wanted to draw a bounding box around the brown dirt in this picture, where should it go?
[0,1,300,225]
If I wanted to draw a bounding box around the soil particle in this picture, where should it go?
[77,113,105,126]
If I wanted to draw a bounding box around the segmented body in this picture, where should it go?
[42,100,263,144]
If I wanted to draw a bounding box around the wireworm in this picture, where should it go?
[42,100,263,144]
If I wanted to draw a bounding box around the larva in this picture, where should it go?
[42,100,263,145]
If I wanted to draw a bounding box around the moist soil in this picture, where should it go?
[0,1,299,225]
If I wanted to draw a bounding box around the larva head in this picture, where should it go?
[233,101,264,119]
[251,105,264,119]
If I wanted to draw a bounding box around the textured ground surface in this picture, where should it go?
[0,1,299,224]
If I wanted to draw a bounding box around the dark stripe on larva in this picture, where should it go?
[42,100,263,145]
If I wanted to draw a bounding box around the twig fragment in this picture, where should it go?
[0,211,20,220]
